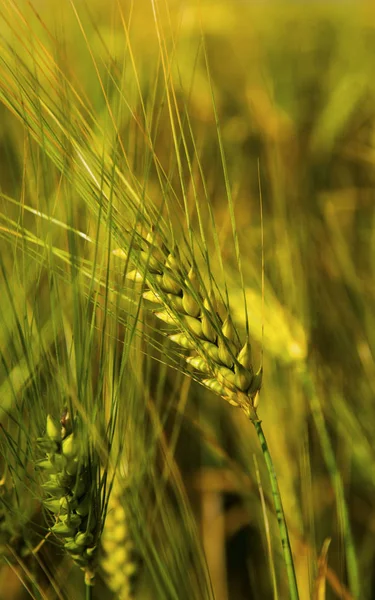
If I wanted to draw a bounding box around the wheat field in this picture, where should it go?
[0,1,375,599]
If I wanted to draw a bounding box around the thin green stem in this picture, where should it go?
[85,583,92,600]
[252,418,299,600]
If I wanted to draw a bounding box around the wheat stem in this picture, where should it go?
[85,582,92,600]
[252,418,299,600]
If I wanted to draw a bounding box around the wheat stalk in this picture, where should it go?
[37,412,101,588]
[120,227,299,600]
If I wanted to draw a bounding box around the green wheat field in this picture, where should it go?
[0,1,374,599]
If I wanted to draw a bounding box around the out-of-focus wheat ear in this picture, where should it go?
[0,438,39,565]
[0,487,34,562]
[37,413,101,587]
[100,478,140,600]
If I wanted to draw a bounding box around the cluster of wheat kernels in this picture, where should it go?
[37,414,99,585]
[126,230,262,414]
[100,479,139,599]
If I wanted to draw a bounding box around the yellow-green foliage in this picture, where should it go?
[0,1,375,599]
[0,488,25,561]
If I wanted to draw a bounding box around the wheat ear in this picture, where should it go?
[100,477,140,600]
[37,412,100,588]
[122,229,262,417]
[122,229,299,599]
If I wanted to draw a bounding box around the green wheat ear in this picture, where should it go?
[100,476,140,600]
[37,413,101,586]
[118,229,262,419]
